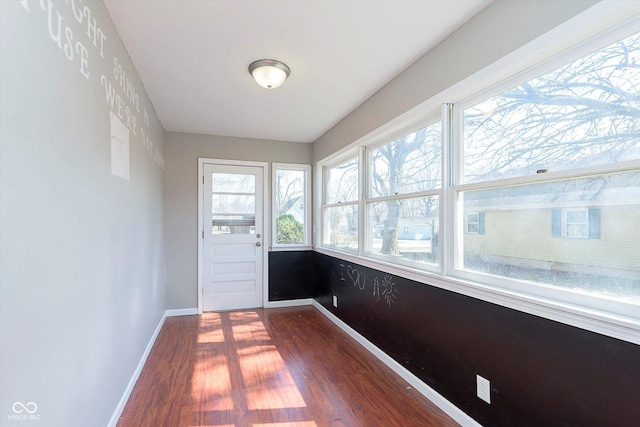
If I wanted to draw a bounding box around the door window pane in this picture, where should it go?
[211,173,256,235]
[212,194,255,215]
[213,173,255,193]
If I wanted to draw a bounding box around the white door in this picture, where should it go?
[202,163,264,311]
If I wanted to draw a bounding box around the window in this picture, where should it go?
[272,164,311,247]
[563,209,588,238]
[317,25,640,337]
[465,212,485,235]
[322,156,359,251]
[212,173,256,234]
[462,34,640,183]
[365,121,441,267]
[457,30,640,308]
[551,207,601,239]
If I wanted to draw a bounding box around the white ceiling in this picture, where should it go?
[104,0,492,143]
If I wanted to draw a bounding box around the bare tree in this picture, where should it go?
[370,32,639,255]
[275,171,303,216]
[370,126,440,254]
[464,32,640,182]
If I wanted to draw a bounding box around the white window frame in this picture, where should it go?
[271,163,312,250]
[465,212,479,234]
[321,152,361,253]
[563,208,589,239]
[315,7,640,346]
[362,115,443,272]
[450,20,640,320]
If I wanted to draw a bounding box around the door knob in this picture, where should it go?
[256,242,262,247]
[256,233,261,238]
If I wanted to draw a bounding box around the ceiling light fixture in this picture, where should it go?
[248,59,290,89]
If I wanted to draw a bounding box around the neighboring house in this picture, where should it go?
[374,218,437,240]
[463,173,640,278]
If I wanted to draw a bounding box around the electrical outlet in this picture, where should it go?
[332,295,338,307]
[476,375,491,404]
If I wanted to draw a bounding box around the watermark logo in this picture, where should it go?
[12,402,37,414]
[8,402,40,422]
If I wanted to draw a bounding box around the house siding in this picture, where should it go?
[465,205,640,272]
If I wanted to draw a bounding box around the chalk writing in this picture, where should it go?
[334,262,397,307]
[347,265,366,290]
[381,274,398,307]
[372,274,398,307]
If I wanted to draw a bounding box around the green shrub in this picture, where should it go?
[276,214,304,244]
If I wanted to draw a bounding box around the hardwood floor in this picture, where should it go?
[117,306,459,427]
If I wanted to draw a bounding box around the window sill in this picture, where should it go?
[270,245,313,252]
[313,246,640,346]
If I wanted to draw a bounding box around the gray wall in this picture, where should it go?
[0,1,165,426]
[164,131,312,309]
[312,0,598,162]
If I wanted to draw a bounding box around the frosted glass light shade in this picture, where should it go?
[249,60,290,89]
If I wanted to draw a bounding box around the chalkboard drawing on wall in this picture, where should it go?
[339,263,367,290]
[348,265,366,290]
[373,274,398,307]
[339,261,398,307]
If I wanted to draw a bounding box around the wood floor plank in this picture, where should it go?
[117,306,459,427]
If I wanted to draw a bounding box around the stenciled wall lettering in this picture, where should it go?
[23,0,93,79]
[19,0,166,171]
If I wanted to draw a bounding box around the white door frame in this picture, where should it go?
[197,158,269,314]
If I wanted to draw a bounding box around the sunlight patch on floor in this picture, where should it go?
[232,320,272,342]
[191,352,233,410]
[238,344,307,410]
[197,313,225,343]
[190,310,309,420]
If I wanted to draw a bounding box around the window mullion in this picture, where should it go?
[323,201,358,209]
[365,189,440,204]
[358,146,367,257]
[442,103,455,276]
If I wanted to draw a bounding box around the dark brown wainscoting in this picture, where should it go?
[117,306,459,427]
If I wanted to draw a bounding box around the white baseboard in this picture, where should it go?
[264,298,314,308]
[166,308,198,317]
[312,300,481,427]
[107,311,167,427]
